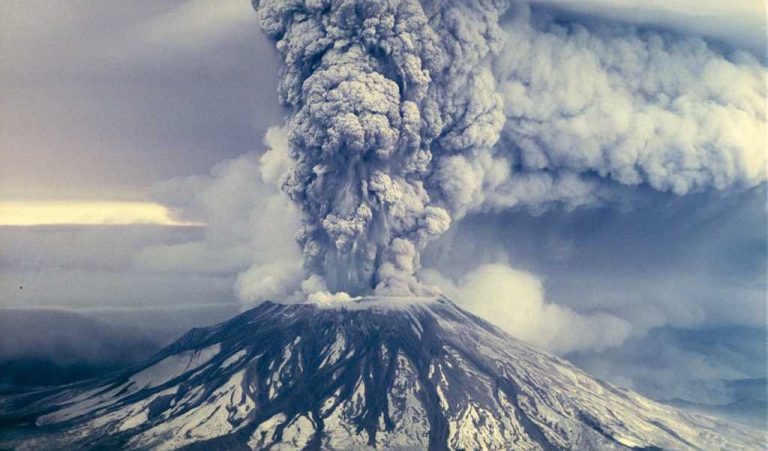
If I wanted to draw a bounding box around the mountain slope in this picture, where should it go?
[0,297,764,450]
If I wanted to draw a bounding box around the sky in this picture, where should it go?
[0,0,284,200]
[0,0,765,427]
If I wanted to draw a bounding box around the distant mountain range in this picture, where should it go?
[0,305,238,392]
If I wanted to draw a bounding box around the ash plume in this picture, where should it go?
[252,0,766,297]
[252,0,508,296]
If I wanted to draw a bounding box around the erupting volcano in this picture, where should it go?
[2,0,765,449]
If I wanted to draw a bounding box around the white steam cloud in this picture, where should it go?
[147,126,306,303]
[422,264,631,354]
[251,0,766,297]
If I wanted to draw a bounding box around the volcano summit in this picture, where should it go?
[0,297,763,450]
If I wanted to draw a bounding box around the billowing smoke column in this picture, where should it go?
[252,0,766,297]
[253,0,508,296]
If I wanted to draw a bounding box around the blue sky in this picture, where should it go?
[0,0,765,426]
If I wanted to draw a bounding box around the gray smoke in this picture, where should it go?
[252,0,509,295]
[252,0,766,296]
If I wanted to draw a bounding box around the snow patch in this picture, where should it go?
[279,414,315,449]
[220,349,248,369]
[249,413,286,449]
[320,331,347,368]
[128,343,221,391]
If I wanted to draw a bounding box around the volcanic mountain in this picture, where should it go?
[0,297,763,450]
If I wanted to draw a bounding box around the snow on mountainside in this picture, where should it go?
[0,297,764,450]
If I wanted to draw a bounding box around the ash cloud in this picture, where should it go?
[432,6,766,215]
[252,0,766,297]
[252,0,508,296]
[491,7,766,201]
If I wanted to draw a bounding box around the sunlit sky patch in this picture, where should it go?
[0,201,203,227]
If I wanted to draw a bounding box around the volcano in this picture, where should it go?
[0,297,763,450]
